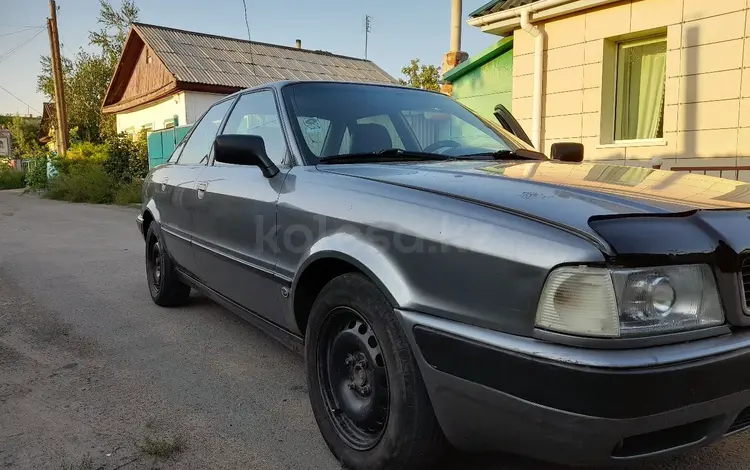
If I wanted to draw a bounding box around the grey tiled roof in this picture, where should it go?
[133,23,398,88]
[469,0,542,18]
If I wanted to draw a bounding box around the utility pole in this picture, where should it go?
[47,0,68,155]
[364,15,372,60]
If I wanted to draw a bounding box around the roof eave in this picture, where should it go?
[102,27,142,109]
[467,0,619,35]
[443,36,514,83]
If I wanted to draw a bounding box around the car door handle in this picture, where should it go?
[196,182,208,200]
[160,177,168,191]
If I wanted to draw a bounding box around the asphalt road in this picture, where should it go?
[1,190,750,470]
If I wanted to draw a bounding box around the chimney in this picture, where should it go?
[441,0,469,96]
[295,39,302,49]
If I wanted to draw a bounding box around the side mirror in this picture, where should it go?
[550,142,584,163]
[214,134,280,178]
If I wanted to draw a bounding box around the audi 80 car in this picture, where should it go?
[137,80,750,469]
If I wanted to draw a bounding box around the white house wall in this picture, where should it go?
[114,91,228,134]
[115,93,187,134]
[184,92,228,124]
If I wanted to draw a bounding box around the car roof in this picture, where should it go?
[225,80,446,99]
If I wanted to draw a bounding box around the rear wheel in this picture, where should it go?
[305,273,444,470]
[145,224,190,307]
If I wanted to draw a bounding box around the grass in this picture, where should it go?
[138,434,183,459]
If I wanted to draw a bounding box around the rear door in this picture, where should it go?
[157,99,234,274]
[191,90,293,329]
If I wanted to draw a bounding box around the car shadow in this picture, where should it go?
[437,450,576,470]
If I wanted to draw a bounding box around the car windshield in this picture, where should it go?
[282,82,537,164]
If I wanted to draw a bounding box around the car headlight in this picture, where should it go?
[535,264,724,338]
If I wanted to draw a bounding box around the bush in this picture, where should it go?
[66,141,109,163]
[24,156,51,191]
[113,179,142,205]
[46,162,115,204]
[0,166,25,189]
[104,131,148,184]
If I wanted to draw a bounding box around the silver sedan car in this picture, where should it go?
[138,80,750,469]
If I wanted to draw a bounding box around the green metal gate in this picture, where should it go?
[147,125,191,168]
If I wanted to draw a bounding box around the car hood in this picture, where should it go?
[318,159,750,242]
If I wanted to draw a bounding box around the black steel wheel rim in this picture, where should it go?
[317,306,390,450]
[147,241,162,292]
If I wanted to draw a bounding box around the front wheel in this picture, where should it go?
[145,224,191,307]
[305,273,444,470]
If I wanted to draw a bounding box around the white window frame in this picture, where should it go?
[600,31,667,146]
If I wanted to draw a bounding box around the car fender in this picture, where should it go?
[291,230,413,309]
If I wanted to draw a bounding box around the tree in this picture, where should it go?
[6,116,43,158]
[37,0,138,143]
[89,0,138,67]
[398,59,441,92]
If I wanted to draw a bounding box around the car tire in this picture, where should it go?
[145,224,190,307]
[305,273,444,470]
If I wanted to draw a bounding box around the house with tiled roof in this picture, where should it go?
[102,23,397,134]
[441,0,750,179]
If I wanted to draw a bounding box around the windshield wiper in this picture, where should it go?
[318,148,451,164]
[465,148,547,161]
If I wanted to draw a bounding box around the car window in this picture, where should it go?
[339,114,406,154]
[284,83,530,164]
[222,91,287,166]
[297,117,330,157]
[167,140,186,163]
[178,100,233,165]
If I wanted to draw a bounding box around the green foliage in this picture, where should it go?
[25,156,51,191]
[37,0,138,142]
[41,133,145,204]
[103,131,148,184]
[398,59,441,92]
[66,141,109,163]
[46,161,115,204]
[0,166,25,190]
[113,179,142,205]
[90,0,139,66]
[4,115,43,158]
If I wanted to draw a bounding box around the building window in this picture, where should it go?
[613,36,667,141]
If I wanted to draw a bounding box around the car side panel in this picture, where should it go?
[190,164,293,329]
[146,164,202,274]
[277,166,606,336]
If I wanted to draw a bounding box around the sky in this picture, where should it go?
[0,0,498,116]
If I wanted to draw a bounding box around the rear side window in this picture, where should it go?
[178,99,233,165]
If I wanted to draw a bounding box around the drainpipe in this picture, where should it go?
[520,9,545,151]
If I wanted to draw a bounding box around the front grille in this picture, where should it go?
[727,407,750,435]
[742,259,750,312]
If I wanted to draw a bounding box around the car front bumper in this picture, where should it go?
[136,214,145,237]
[396,309,750,466]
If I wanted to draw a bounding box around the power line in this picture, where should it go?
[0,83,41,115]
[0,26,45,38]
[0,28,46,64]
[0,23,43,28]
[240,0,258,81]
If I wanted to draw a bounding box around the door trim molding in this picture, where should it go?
[191,237,293,285]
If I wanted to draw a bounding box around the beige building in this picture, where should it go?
[463,0,750,176]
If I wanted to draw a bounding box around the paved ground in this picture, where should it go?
[1,190,750,470]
